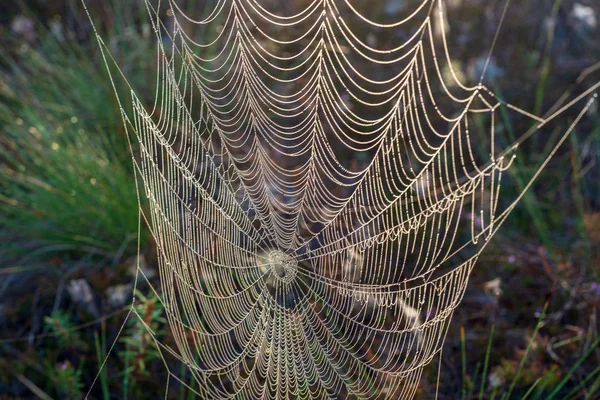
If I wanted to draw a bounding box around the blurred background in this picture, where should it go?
[0,0,599,399]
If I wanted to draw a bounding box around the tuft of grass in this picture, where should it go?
[458,299,600,399]
[0,34,142,262]
[501,302,549,400]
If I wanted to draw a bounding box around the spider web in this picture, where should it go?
[83,0,598,398]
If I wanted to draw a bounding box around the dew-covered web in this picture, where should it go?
[83,0,598,398]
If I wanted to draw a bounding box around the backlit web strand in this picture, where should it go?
[84,0,598,398]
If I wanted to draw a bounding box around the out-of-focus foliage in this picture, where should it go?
[0,9,154,262]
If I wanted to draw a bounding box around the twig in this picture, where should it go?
[13,372,55,400]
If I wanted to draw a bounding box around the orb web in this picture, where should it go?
[82,0,599,398]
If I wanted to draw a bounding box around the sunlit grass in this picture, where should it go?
[0,35,142,262]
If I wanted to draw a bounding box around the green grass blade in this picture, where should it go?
[520,377,542,400]
[461,323,467,400]
[563,365,600,400]
[94,331,110,400]
[502,301,548,400]
[546,338,600,400]
[479,323,495,400]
